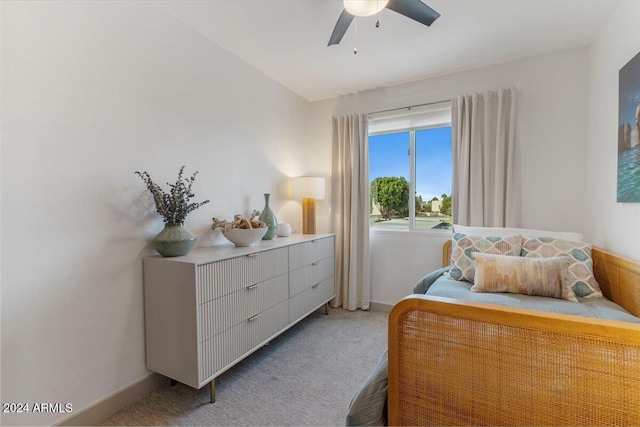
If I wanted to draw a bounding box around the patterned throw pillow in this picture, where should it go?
[472,253,578,302]
[448,233,522,282]
[521,237,603,298]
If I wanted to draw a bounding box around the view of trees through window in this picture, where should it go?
[369,126,452,230]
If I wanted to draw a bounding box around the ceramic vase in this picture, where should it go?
[259,193,278,240]
[151,224,197,257]
[277,223,292,237]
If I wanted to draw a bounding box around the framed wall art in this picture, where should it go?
[617,50,640,202]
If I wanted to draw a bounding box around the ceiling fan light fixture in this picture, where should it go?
[343,0,389,17]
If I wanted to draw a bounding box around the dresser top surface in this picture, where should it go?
[145,233,335,265]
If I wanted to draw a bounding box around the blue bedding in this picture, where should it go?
[424,270,640,324]
[346,268,640,426]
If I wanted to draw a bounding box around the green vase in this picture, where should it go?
[151,224,197,257]
[259,193,278,240]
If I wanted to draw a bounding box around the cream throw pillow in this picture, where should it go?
[472,253,578,302]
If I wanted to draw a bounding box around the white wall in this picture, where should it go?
[584,1,640,261]
[0,2,312,425]
[369,230,451,305]
[311,47,591,306]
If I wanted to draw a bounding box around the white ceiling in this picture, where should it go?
[160,0,620,102]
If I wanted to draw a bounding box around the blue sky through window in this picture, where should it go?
[369,126,452,201]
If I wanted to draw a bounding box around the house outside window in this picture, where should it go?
[368,102,452,231]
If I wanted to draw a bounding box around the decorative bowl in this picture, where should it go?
[223,227,268,247]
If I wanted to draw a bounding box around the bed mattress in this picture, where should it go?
[426,274,640,324]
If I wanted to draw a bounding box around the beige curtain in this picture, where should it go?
[330,114,371,311]
[452,88,518,227]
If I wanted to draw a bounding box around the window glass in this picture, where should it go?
[369,132,410,229]
[415,127,452,230]
[369,126,452,231]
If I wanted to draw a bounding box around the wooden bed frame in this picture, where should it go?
[388,241,640,426]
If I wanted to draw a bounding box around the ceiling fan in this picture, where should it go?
[328,0,440,48]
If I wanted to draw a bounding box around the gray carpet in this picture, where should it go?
[99,308,388,426]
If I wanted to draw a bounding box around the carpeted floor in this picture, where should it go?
[99,308,388,426]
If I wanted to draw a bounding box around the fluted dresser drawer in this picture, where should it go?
[289,236,334,271]
[289,277,334,323]
[199,299,289,382]
[289,257,334,297]
[197,247,288,303]
[198,273,289,342]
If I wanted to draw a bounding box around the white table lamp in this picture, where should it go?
[292,176,326,234]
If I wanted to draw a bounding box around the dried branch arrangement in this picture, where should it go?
[135,166,210,225]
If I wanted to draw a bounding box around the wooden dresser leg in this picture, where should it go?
[325,302,329,315]
[170,379,177,387]
[210,380,216,403]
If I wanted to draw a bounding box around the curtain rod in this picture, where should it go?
[368,99,450,116]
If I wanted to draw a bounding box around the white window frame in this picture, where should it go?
[368,101,452,233]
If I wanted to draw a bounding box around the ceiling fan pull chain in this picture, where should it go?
[376,0,380,27]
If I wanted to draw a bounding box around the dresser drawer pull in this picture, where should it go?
[311,240,318,244]
[311,261,319,266]
[312,283,320,289]
[246,283,260,290]
[247,313,261,322]
[246,253,259,258]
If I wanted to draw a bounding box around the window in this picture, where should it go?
[368,102,452,231]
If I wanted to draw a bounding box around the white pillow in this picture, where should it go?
[453,225,583,242]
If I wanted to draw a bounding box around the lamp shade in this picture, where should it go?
[292,176,326,200]
[343,0,389,17]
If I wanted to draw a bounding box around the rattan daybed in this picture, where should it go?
[387,240,640,426]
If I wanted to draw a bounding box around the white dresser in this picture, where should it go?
[143,234,335,402]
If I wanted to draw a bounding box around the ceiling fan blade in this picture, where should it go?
[386,0,440,27]
[328,9,355,46]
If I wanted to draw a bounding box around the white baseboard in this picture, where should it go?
[369,302,393,313]
[56,373,166,426]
